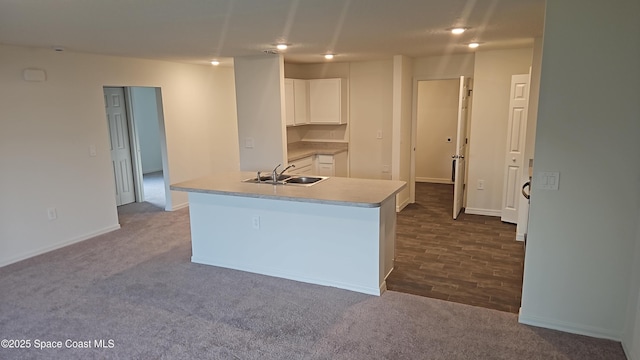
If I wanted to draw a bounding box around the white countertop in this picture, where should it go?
[171,172,406,208]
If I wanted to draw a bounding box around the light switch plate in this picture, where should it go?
[244,137,254,148]
[535,171,560,190]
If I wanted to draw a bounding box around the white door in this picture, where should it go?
[104,87,136,206]
[501,74,530,223]
[453,76,470,219]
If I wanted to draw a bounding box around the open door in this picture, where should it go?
[105,87,136,206]
[452,76,470,219]
[501,74,530,224]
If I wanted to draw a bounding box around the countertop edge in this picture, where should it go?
[170,185,383,208]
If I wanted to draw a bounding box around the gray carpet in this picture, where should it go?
[0,202,626,359]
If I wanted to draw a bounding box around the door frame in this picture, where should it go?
[112,86,171,210]
[410,75,473,208]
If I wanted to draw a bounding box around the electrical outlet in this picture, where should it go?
[244,137,255,148]
[477,180,484,190]
[252,215,260,229]
[47,207,57,221]
[376,130,383,139]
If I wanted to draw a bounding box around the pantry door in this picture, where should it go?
[104,87,136,206]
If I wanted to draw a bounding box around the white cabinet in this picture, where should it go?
[293,79,309,125]
[284,79,295,126]
[309,78,347,125]
[284,79,309,126]
[288,156,315,175]
[316,152,348,177]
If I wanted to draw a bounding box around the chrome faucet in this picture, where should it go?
[271,163,295,182]
[271,164,281,182]
[280,164,295,178]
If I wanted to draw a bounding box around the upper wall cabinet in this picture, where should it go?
[309,78,347,125]
[284,79,295,126]
[284,79,310,126]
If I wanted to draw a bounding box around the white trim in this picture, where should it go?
[0,224,121,268]
[516,232,525,241]
[464,207,501,217]
[170,201,189,211]
[519,312,622,342]
[416,177,453,184]
[396,196,410,212]
[622,342,638,360]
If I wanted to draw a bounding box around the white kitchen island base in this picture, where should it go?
[188,191,397,295]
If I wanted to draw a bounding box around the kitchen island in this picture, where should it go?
[171,172,406,295]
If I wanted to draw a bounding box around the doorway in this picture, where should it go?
[104,86,169,210]
[413,77,471,217]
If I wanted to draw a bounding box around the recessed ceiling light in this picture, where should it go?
[276,43,288,51]
[451,28,466,35]
[210,60,220,66]
[324,54,334,60]
[468,43,480,49]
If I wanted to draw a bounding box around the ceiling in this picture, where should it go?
[0,0,545,65]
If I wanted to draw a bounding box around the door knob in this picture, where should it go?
[512,157,516,162]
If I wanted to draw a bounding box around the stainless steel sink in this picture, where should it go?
[242,175,328,186]
[285,176,324,184]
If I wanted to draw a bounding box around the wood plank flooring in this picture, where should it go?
[386,182,524,313]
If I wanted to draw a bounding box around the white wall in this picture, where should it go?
[0,44,239,267]
[392,55,413,209]
[520,0,640,344]
[130,87,162,174]
[415,79,458,183]
[465,48,533,216]
[413,53,474,79]
[285,62,350,80]
[627,217,640,359]
[349,60,394,179]
[234,55,287,171]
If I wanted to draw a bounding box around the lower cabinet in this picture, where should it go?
[289,156,314,175]
[316,152,348,177]
[288,151,348,177]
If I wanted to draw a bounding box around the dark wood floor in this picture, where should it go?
[386,182,524,313]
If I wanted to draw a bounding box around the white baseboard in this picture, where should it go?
[0,224,121,268]
[170,202,189,211]
[622,341,639,360]
[518,311,622,342]
[416,177,453,184]
[396,197,410,212]
[516,232,526,241]
[464,207,501,217]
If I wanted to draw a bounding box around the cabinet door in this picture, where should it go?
[293,79,309,125]
[284,79,295,126]
[309,79,344,124]
[289,155,315,175]
[317,163,334,176]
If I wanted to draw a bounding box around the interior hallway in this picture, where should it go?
[387,182,524,313]
[142,171,165,209]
